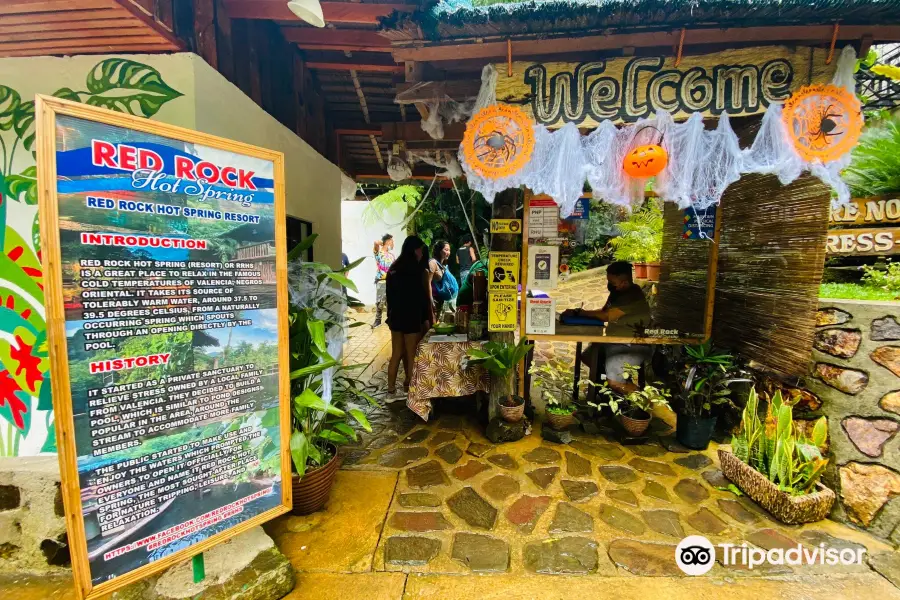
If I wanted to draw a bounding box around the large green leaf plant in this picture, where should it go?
[732,389,829,495]
[287,235,378,477]
[464,338,533,402]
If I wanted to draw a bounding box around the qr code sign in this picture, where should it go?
[532,307,551,328]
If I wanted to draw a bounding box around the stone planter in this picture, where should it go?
[546,410,577,430]
[718,449,835,524]
[500,395,525,423]
[291,447,340,515]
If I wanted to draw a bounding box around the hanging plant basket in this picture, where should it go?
[291,446,340,515]
[718,449,835,524]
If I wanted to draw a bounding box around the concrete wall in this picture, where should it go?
[340,200,408,306]
[0,53,341,457]
[0,457,67,573]
[806,299,900,543]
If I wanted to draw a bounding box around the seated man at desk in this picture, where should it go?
[561,261,653,392]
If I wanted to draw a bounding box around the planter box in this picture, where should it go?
[718,449,835,525]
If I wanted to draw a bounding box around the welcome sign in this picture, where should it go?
[35,96,291,600]
[495,46,836,128]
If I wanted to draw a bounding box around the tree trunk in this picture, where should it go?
[487,190,520,421]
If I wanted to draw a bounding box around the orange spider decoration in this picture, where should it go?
[783,84,863,162]
[463,104,535,179]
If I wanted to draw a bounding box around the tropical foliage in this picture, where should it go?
[843,114,900,197]
[287,235,378,477]
[0,59,183,456]
[590,364,672,417]
[609,201,663,263]
[731,389,829,496]
[465,338,533,401]
[529,357,589,415]
[675,342,750,418]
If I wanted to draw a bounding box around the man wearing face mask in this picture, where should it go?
[561,261,653,391]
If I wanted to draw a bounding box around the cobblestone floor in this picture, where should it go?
[265,287,900,596]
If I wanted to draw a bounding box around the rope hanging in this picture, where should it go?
[826,23,840,65]
[674,28,686,67]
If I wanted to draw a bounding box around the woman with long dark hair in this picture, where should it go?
[385,236,431,396]
[428,239,453,317]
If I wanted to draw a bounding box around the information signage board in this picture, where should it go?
[490,219,522,234]
[488,251,520,292]
[35,96,291,600]
[488,292,518,332]
[826,227,900,256]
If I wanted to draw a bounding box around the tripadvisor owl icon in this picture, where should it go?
[676,535,716,575]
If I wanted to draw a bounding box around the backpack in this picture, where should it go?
[432,262,458,301]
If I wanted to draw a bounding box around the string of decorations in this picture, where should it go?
[459,46,863,218]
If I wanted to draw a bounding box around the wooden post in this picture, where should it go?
[488,189,519,421]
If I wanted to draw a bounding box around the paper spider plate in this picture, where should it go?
[462,104,535,179]
[782,84,863,163]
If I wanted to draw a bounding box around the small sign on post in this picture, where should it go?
[488,251,520,292]
[488,292,518,331]
[490,219,523,234]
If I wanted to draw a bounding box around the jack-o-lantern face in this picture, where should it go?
[623,144,668,178]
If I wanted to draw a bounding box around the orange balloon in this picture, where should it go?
[624,144,668,178]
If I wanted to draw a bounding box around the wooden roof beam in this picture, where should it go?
[392,24,900,62]
[382,121,465,142]
[222,0,415,24]
[281,27,391,53]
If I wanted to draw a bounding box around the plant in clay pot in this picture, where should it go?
[288,235,379,514]
[674,342,751,450]
[591,364,671,436]
[722,388,833,524]
[529,358,591,430]
[465,338,534,422]
[610,201,662,280]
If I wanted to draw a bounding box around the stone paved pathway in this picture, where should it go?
[330,410,894,578]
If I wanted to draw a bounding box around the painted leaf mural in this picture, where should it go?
[84,58,183,117]
[0,58,183,456]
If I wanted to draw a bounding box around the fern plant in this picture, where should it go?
[732,389,829,495]
[610,202,663,263]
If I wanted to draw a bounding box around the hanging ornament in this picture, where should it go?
[462,104,535,180]
[782,84,863,163]
[624,142,668,178]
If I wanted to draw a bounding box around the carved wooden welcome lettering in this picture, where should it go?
[494,45,837,128]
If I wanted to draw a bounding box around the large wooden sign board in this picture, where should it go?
[35,96,291,600]
[495,45,836,128]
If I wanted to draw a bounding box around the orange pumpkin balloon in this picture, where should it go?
[624,144,668,178]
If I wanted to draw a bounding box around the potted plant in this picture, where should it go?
[465,338,534,422]
[675,342,751,450]
[529,358,590,429]
[610,202,662,281]
[592,364,671,436]
[288,235,379,515]
[722,388,834,524]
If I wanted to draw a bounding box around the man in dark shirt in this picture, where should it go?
[562,261,653,392]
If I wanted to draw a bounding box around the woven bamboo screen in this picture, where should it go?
[713,172,831,376]
[653,203,710,338]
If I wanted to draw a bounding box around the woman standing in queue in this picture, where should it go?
[428,239,453,318]
[385,236,432,397]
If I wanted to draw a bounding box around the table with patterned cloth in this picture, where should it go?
[407,335,490,421]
